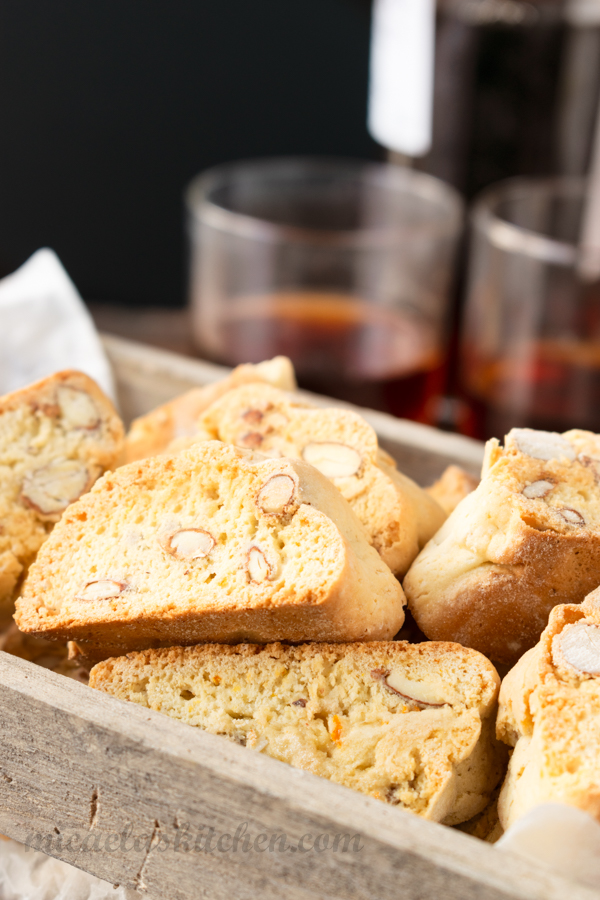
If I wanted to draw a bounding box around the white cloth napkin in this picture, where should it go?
[496,802,600,889]
[0,838,138,900]
[0,248,115,400]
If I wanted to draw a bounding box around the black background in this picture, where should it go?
[0,0,378,307]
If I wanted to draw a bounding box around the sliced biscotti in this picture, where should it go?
[426,465,479,516]
[404,427,600,665]
[15,441,405,653]
[124,356,296,463]
[497,590,600,829]
[191,383,445,576]
[0,370,124,611]
[90,640,504,824]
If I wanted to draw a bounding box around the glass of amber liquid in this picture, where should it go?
[461,177,600,440]
[186,158,463,420]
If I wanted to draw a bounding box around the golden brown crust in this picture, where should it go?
[124,357,296,462]
[404,428,600,665]
[15,441,405,649]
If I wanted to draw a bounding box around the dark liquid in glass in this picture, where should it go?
[202,293,446,421]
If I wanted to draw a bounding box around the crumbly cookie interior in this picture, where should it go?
[91,641,502,824]
[0,382,119,609]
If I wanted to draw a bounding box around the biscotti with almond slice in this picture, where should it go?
[15,441,405,653]
[124,356,296,463]
[497,589,600,828]
[89,640,504,825]
[0,370,124,611]
[404,427,600,665]
[189,383,445,576]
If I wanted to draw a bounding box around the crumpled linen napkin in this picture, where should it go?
[0,248,115,400]
[0,838,139,900]
[496,803,600,889]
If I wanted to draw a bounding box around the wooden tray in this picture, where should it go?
[0,335,593,900]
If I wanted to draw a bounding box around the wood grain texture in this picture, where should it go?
[0,652,594,900]
[0,335,510,898]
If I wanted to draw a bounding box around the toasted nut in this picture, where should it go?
[557,507,585,525]
[32,401,60,418]
[77,580,127,601]
[510,429,575,462]
[162,528,215,560]
[242,409,264,426]
[57,386,100,430]
[556,622,600,675]
[302,442,361,478]
[239,432,264,449]
[522,480,554,499]
[256,475,296,515]
[370,668,445,707]
[22,460,91,517]
[247,546,271,583]
[579,454,600,479]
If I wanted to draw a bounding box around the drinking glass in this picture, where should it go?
[461,177,600,439]
[186,157,463,420]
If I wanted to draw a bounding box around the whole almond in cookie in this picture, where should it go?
[15,441,405,653]
[90,639,504,826]
[192,383,446,576]
[0,370,124,612]
[497,593,600,829]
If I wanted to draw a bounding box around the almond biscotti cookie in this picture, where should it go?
[426,465,479,516]
[15,441,405,653]
[124,356,296,463]
[90,640,504,824]
[497,590,600,828]
[190,383,445,576]
[404,428,600,665]
[0,370,124,611]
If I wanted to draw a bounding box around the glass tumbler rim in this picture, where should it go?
[185,155,464,247]
[471,175,587,266]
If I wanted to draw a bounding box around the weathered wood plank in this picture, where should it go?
[0,653,593,900]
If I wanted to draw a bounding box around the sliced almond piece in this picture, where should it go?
[556,622,600,675]
[302,442,362,478]
[22,460,91,518]
[239,432,264,449]
[162,528,215,560]
[57,386,100,430]
[241,409,264,426]
[579,455,600,480]
[371,668,446,707]
[509,429,575,462]
[557,507,585,525]
[256,475,296,515]
[246,546,271,583]
[522,480,554,499]
[77,580,127,601]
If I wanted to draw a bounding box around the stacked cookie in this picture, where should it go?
[11,361,504,826]
[401,426,600,830]
[497,589,600,828]
[0,370,124,614]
